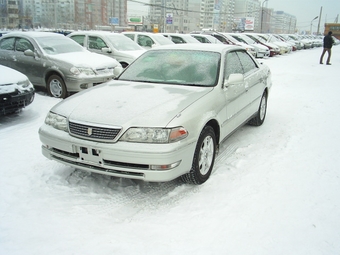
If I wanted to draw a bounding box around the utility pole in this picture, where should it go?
[317,6,322,35]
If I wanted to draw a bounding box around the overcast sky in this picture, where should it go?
[267,0,339,32]
[127,0,340,32]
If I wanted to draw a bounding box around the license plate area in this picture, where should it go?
[79,146,102,164]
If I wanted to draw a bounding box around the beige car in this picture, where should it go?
[39,44,272,185]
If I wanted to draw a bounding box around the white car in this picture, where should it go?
[228,33,270,58]
[122,32,174,49]
[190,34,224,44]
[161,33,201,44]
[0,65,35,115]
[39,44,272,184]
[68,31,145,68]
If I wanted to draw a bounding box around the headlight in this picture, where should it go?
[17,79,31,88]
[70,67,95,76]
[120,127,188,143]
[45,112,68,132]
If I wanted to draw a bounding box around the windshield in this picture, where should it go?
[36,36,85,55]
[119,49,220,87]
[107,34,143,51]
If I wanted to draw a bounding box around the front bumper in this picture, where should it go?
[64,74,113,93]
[0,89,35,115]
[39,124,196,182]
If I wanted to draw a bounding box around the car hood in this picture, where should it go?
[0,65,28,85]
[48,52,120,68]
[52,80,213,127]
[118,50,145,59]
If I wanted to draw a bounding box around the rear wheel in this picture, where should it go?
[47,75,67,98]
[181,126,217,185]
[248,91,267,126]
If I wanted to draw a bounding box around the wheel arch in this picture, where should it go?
[205,119,220,145]
[44,70,65,86]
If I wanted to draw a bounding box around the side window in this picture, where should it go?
[236,51,258,74]
[171,36,185,44]
[0,37,15,50]
[124,34,134,40]
[193,36,203,43]
[138,35,154,47]
[15,38,34,52]
[213,34,228,44]
[70,35,85,46]
[225,51,243,80]
[89,36,107,50]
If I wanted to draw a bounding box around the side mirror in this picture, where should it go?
[224,73,244,87]
[102,47,112,53]
[113,65,124,77]
[24,49,35,57]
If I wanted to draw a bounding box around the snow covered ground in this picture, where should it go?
[1,45,340,255]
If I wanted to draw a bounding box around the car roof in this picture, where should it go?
[147,43,243,53]
[68,31,124,36]
[1,31,64,38]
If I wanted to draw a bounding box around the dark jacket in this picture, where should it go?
[323,34,334,48]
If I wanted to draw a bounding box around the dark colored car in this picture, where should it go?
[0,65,35,115]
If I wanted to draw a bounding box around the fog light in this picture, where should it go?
[150,160,181,170]
[80,83,89,89]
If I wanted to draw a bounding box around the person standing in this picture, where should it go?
[320,31,335,65]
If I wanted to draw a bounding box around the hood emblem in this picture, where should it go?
[87,128,93,136]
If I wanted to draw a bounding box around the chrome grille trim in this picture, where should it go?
[69,121,122,142]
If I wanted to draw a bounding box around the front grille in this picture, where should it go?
[95,67,113,75]
[69,121,121,141]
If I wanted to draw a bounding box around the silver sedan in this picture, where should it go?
[0,32,121,98]
[39,44,272,184]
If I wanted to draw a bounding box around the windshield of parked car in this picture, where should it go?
[36,36,85,55]
[119,49,220,87]
[107,35,143,51]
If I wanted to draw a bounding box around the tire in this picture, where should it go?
[181,126,217,185]
[248,91,267,126]
[47,75,67,98]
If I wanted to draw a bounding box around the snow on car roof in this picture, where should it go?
[148,42,243,53]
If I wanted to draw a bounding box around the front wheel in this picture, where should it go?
[181,126,217,185]
[47,75,67,98]
[248,91,267,126]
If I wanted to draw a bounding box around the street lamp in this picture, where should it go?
[310,16,318,35]
[261,0,269,33]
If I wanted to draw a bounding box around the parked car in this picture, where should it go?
[243,33,280,56]
[264,34,292,54]
[190,34,224,44]
[0,32,121,98]
[0,65,35,115]
[39,44,272,185]
[68,31,145,68]
[220,33,256,57]
[122,31,174,49]
[228,33,270,58]
[161,33,201,44]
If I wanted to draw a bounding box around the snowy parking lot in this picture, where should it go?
[1,46,340,255]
